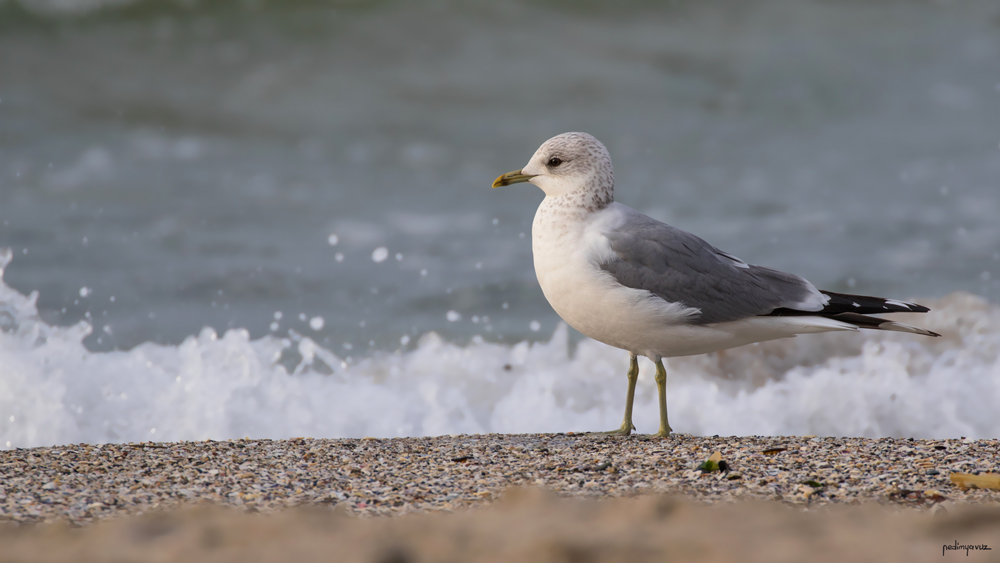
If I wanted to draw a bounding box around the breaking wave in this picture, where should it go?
[1,248,998,448]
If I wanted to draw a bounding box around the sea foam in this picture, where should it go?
[1,247,997,448]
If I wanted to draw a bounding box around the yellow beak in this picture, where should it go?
[492,169,536,188]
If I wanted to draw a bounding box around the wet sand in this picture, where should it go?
[2,434,999,561]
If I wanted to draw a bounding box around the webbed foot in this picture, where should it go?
[590,422,636,437]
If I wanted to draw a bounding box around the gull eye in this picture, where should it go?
[547,157,563,167]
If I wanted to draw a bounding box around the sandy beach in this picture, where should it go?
[2,433,998,561]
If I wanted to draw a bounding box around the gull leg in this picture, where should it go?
[592,354,638,436]
[653,358,672,437]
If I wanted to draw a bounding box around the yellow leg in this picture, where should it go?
[592,354,638,436]
[653,358,672,437]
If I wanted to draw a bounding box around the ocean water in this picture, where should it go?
[1,0,999,447]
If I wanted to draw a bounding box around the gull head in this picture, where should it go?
[492,132,614,202]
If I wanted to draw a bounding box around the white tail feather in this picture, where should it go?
[770,316,859,334]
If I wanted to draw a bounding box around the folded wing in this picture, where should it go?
[598,211,938,336]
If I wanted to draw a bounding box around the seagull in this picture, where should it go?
[492,132,940,437]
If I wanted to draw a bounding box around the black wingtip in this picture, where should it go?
[901,302,931,314]
[818,291,932,315]
[828,312,941,337]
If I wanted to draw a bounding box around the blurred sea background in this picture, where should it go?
[1,0,999,447]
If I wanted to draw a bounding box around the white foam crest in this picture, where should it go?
[1,248,998,448]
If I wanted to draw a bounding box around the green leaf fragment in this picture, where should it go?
[698,451,723,472]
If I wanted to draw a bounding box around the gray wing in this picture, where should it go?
[599,214,820,325]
